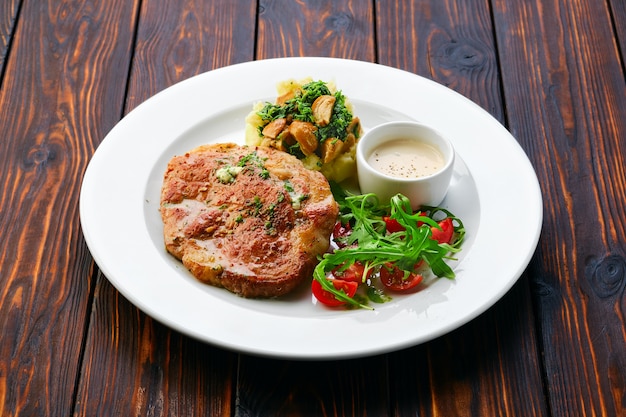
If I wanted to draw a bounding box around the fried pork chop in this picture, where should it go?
[160,143,339,298]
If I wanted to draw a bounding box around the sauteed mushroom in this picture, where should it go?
[289,120,318,156]
[312,95,336,127]
[262,118,287,139]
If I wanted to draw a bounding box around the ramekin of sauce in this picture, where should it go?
[356,121,455,209]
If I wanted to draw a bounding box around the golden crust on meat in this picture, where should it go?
[160,143,338,298]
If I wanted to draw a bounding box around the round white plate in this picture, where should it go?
[80,57,542,359]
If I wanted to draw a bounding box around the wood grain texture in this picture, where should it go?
[257,0,375,61]
[0,0,20,72]
[376,1,547,415]
[375,0,504,122]
[73,1,256,415]
[74,277,236,416]
[126,0,257,112]
[235,355,389,417]
[1,1,624,415]
[493,0,626,415]
[609,0,626,55]
[389,281,548,417]
[0,0,138,415]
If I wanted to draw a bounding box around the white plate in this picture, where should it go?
[80,57,542,359]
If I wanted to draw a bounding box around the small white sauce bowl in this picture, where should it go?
[356,121,455,209]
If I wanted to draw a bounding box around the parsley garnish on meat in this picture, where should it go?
[217,151,270,183]
[238,151,270,179]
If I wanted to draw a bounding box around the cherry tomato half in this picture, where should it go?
[384,211,429,234]
[312,279,358,307]
[379,263,423,292]
[332,221,353,248]
[431,217,454,244]
[383,216,405,233]
[332,261,370,283]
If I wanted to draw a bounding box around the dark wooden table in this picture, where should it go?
[1,1,624,415]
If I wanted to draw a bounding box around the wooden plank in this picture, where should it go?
[609,0,626,56]
[388,282,547,416]
[125,0,257,112]
[257,0,375,61]
[235,356,389,416]
[376,0,505,123]
[493,0,626,415]
[0,0,21,72]
[0,0,138,415]
[73,1,256,415]
[74,278,237,416]
[376,1,548,415]
[229,2,389,416]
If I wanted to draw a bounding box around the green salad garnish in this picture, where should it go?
[312,185,465,310]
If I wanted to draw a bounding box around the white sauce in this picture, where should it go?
[367,139,444,179]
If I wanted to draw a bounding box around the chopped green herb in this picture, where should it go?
[236,151,270,179]
[253,196,263,215]
[266,203,277,217]
[256,80,357,158]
